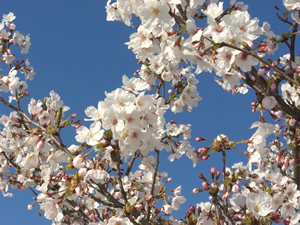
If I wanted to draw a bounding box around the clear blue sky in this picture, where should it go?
[0,1,287,224]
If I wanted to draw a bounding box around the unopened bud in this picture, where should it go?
[196,137,205,142]
[232,184,239,193]
[271,82,276,92]
[210,167,215,179]
[216,170,220,180]
[202,181,209,190]
[165,178,172,183]
[144,193,152,201]
[211,182,218,189]
[192,188,199,193]
[257,69,266,76]
[135,203,143,211]
[198,173,204,179]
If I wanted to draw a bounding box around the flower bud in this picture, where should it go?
[165,178,172,183]
[202,181,209,190]
[189,205,195,213]
[192,188,199,193]
[211,182,218,189]
[198,173,204,179]
[257,69,265,76]
[271,82,276,92]
[115,191,122,200]
[36,139,45,151]
[210,167,215,179]
[196,137,205,142]
[232,184,240,193]
[144,193,152,201]
[216,170,221,180]
[222,190,231,200]
[135,203,143,211]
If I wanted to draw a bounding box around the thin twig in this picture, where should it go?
[125,151,138,177]
[115,147,127,203]
[146,149,160,221]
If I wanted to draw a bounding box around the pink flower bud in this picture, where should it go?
[282,164,288,172]
[36,139,45,151]
[216,170,220,180]
[115,192,122,200]
[198,173,204,179]
[232,184,240,193]
[147,84,151,91]
[144,193,152,201]
[135,203,143,211]
[168,89,172,94]
[192,188,199,193]
[257,69,265,76]
[9,23,16,30]
[139,170,143,177]
[210,167,215,178]
[271,82,276,92]
[196,137,205,142]
[211,182,218,189]
[28,205,34,210]
[165,178,172,183]
[232,86,237,95]
[275,154,280,164]
[202,181,209,190]
[289,118,296,126]
[222,191,230,200]
[78,168,87,176]
[75,186,82,196]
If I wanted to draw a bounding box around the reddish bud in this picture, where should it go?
[257,69,266,76]
[216,170,221,180]
[192,188,199,193]
[202,181,209,190]
[271,82,276,92]
[248,174,259,179]
[135,203,143,211]
[198,173,204,179]
[189,205,195,213]
[210,167,215,179]
[196,137,205,142]
[211,182,218,189]
[144,193,152,201]
[232,184,240,193]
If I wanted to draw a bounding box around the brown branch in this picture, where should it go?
[88,179,151,225]
[220,42,300,87]
[125,151,138,177]
[146,149,160,221]
[176,4,187,21]
[115,147,127,203]
[0,95,74,158]
[1,151,21,172]
[65,199,90,221]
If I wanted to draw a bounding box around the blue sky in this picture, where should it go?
[0,0,289,224]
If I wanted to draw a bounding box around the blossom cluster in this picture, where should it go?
[0,0,300,224]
